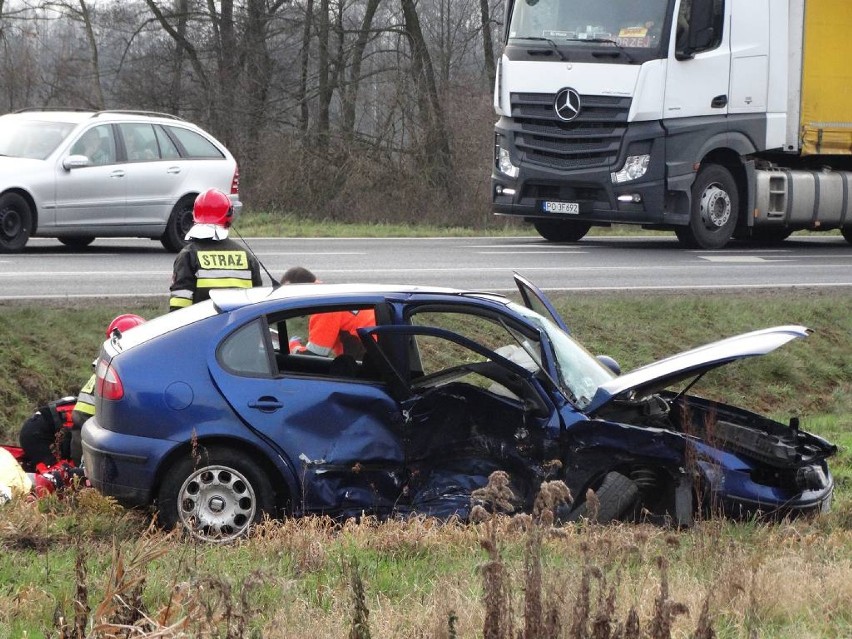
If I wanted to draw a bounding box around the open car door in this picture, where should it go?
[357,324,560,517]
[514,272,570,333]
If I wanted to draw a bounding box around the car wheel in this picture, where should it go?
[58,235,95,249]
[559,471,640,523]
[160,196,196,253]
[0,193,33,252]
[842,226,852,245]
[675,164,739,249]
[533,219,591,243]
[156,446,274,543]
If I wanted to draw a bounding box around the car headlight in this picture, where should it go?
[495,137,519,179]
[611,154,650,184]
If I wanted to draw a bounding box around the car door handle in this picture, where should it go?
[166,166,182,174]
[711,94,728,108]
[248,397,284,412]
[109,170,125,178]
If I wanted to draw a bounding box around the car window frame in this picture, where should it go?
[258,302,387,383]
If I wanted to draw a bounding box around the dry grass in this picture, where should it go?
[0,480,850,637]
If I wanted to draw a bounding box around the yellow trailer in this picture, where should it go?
[800,0,852,155]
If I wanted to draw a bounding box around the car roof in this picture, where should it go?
[2,109,189,126]
[211,283,512,311]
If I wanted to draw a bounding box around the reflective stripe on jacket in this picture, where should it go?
[169,237,262,311]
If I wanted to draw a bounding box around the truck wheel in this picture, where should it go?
[675,164,739,249]
[533,219,591,242]
[156,446,275,543]
[842,227,852,245]
[160,196,196,253]
[0,193,33,252]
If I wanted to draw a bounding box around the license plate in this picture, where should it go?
[542,201,579,214]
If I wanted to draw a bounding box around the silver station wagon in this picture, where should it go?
[0,109,241,252]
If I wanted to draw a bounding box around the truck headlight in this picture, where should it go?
[611,154,650,184]
[495,136,519,178]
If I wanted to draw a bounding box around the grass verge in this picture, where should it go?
[234,209,844,240]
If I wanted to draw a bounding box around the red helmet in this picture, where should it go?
[193,188,234,227]
[106,314,146,338]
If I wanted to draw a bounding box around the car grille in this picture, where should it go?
[510,92,630,170]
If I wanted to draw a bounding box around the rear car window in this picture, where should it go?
[219,319,274,376]
[167,126,225,159]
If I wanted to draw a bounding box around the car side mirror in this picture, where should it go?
[596,355,621,375]
[63,155,91,170]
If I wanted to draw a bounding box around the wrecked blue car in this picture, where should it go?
[82,275,836,542]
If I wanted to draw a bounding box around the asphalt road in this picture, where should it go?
[2,234,851,300]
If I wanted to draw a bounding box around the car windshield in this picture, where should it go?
[508,0,670,51]
[509,302,616,409]
[0,119,76,159]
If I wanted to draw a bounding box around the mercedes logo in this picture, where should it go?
[554,88,581,122]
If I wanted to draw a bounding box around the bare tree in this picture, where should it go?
[479,0,496,86]
[400,0,452,195]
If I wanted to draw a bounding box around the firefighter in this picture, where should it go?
[281,266,376,358]
[169,188,262,311]
[70,314,147,459]
[17,397,77,470]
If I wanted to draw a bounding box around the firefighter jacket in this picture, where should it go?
[72,373,96,429]
[169,237,263,311]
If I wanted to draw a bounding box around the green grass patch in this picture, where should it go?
[235,209,845,240]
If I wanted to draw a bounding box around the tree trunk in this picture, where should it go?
[298,0,315,134]
[167,0,189,114]
[340,0,382,145]
[316,0,331,151]
[77,0,105,109]
[480,0,496,87]
[400,0,453,197]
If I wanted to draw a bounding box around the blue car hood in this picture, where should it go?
[585,325,810,414]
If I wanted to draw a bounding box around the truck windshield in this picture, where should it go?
[508,0,671,52]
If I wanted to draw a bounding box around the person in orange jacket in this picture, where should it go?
[281,266,376,358]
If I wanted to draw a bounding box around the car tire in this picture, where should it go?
[559,471,640,523]
[156,446,275,543]
[533,219,591,243]
[160,196,196,253]
[0,192,33,252]
[58,235,95,249]
[841,226,852,245]
[675,164,739,250]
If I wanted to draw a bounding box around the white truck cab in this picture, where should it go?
[492,0,852,248]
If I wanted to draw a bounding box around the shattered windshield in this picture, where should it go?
[0,119,75,160]
[508,0,671,50]
[510,303,615,409]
